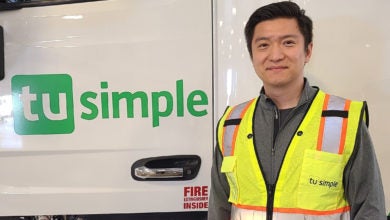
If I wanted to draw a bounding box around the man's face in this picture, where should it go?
[251,18,312,90]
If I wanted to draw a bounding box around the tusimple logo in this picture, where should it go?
[12,74,75,135]
[11,74,209,135]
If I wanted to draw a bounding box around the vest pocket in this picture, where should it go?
[221,156,239,203]
[297,149,346,211]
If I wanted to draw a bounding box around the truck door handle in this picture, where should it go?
[131,155,201,181]
[134,166,184,179]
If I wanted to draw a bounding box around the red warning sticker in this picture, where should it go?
[183,186,209,210]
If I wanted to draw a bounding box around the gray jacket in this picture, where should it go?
[208,80,386,220]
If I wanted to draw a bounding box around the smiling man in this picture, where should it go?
[208,1,386,220]
[251,17,312,110]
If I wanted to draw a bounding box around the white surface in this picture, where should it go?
[0,0,212,215]
[215,0,390,213]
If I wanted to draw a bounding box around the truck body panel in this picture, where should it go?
[0,0,212,216]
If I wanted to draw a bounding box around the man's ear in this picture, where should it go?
[305,42,313,63]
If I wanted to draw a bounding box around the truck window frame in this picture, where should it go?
[0,0,105,11]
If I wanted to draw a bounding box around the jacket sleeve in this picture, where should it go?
[208,144,231,220]
[344,121,387,220]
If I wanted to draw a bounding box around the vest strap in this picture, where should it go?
[224,118,242,126]
[322,110,348,118]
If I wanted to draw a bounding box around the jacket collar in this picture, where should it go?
[259,78,319,110]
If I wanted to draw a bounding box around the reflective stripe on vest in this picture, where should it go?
[222,99,256,156]
[231,205,351,220]
[317,94,351,154]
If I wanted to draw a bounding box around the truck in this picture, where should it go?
[0,0,388,219]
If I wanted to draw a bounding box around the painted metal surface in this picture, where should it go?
[0,0,212,215]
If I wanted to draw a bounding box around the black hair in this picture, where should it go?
[244,1,313,58]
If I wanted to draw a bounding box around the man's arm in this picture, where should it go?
[344,122,387,220]
[208,145,231,220]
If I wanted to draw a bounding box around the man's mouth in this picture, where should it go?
[266,66,288,71]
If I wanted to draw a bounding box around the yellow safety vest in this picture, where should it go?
[217,90,366,219]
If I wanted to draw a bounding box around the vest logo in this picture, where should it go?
[11,74,208,135]
[12,74,75,135]
[309,177,339,189]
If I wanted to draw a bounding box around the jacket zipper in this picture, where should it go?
[266,107,279,220]
[266,183,276,220]
[262,91,315,220]
[272,107,279,157]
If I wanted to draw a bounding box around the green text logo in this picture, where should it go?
[12,74,74,135]
[11,74,208,135]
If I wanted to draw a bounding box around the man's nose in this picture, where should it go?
[269,45,285,62]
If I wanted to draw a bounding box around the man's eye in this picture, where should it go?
[284,40,296,46]
[258,43,268,49]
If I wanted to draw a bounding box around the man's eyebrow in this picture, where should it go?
[253,34,300,43]
[253,37,269,43]
[281,34,300,39]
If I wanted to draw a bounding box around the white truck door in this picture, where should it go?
[0,0,212,218]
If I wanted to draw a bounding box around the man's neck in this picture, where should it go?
[264,79,304,109]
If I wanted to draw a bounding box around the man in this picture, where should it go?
[208,1,386,220]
